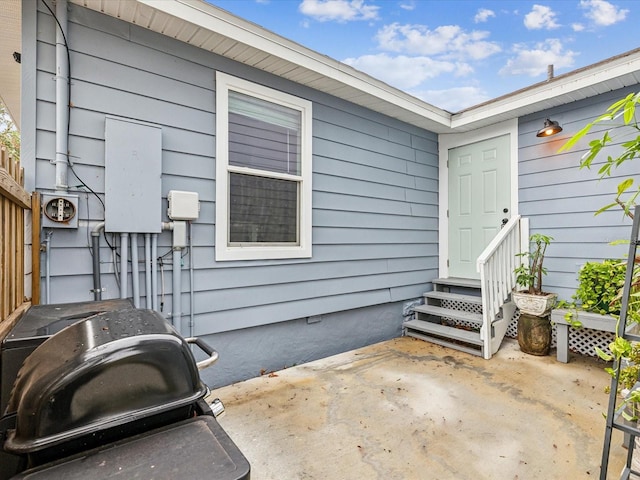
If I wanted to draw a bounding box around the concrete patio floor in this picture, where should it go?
[213,337,627,480]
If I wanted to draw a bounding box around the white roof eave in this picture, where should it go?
[7,0,639,136]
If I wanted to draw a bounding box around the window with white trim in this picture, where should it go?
[215,72,312,261]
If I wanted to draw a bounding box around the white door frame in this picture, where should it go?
[438,118,519,278]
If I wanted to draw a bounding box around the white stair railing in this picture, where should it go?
[476,216,529,359]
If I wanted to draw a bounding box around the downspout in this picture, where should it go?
[55,0,69,191]
[91,222,105,301]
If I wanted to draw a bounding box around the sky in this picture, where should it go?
[207,0,638,112]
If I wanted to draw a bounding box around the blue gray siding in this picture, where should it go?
[518,86,640,301]
[31,2,438,384]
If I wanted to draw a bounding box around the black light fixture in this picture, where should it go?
[536,118,562,137]
[12,52,21,64]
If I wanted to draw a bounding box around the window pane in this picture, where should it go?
[228,91,301,175]
[229,173,299,244]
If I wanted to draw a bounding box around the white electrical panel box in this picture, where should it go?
[41,193,79,229]
[167,190,200,221]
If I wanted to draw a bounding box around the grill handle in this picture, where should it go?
[185,337,219,370]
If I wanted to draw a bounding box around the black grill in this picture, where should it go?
[1,302,250,480]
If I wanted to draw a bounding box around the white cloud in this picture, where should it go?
[411,86,490,112]
[375,23,501,61]
[400,1,416,11]
[579,0,628,26]
[474,8,495,23]
[298,0,379,22]
[571,23,585,31]
[499,39,577,77]
[524,5,560,30]
[343,53,461,90]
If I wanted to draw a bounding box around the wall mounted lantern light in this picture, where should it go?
[536,118,563,137]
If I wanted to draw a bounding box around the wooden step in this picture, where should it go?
[403,319,483,356]
[432,277,481,289]
[413,304,483,326]
[424,291,482,305]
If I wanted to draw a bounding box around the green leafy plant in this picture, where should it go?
[559,259,626,314]
[560,92,640,406]
[559,91,640,220]
[514,233,553,295]
[597,339,640,424]
[0,102,20,160]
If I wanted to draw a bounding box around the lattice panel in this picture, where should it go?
[439,299,480,331]
[417,297,613,358]
[505,313,613,357]
[441,299,482,315]
[568,327,615,357]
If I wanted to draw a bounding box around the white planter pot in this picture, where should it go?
[512,291,558,317]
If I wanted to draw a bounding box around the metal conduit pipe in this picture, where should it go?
[151,234,158,311]
[145,233,152,309]
[91,222,105,301]
[120,233,128,299]
[131,234,140,308]
[55,0,69,191]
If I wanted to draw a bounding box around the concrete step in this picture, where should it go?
[424,291,482,305]
[413,304,483,326]
[403,319,483,357]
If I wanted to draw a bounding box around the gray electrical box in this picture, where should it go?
[104,117,162,233]
[41,193,79,229]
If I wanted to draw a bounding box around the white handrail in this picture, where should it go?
[476,215,527,358]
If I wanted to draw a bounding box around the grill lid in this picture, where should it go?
[4,309,206,454]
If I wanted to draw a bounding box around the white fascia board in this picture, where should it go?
[138,0,452,128]
[452,53,640,130]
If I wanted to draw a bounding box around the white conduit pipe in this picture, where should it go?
[91,222,105,301]
[44,231,53,304]
[151,234,158,311]
[131,234,140,308]
[172,248,182,332]
[189,221,195,338]
[145,233,152,309]
[55,0,69,191]
[120,233,128,299]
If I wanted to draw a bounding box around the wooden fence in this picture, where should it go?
[0,147,39,339]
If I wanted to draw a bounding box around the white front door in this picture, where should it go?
[448,135,511,279]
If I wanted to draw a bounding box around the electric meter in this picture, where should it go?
[41,194,79,229]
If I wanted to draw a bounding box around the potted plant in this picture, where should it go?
[513,233,558,316]
[555,259,626,323]
[512,233,557,355]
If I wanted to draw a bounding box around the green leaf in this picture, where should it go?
[594,202,619,216]
[558,123,593,153]
[595,346,613,362]
[618,178,634,195]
